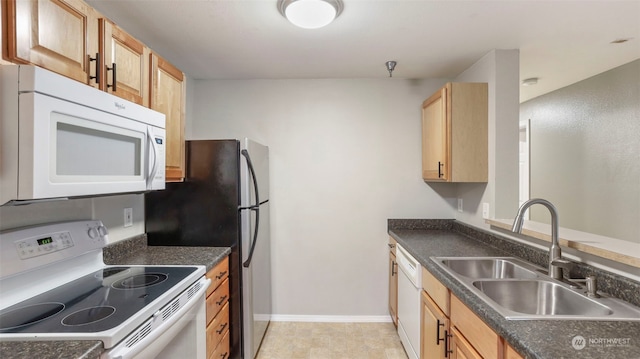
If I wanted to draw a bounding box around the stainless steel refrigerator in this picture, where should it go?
[145,139,272,359]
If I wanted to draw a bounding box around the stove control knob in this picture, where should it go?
[88,227,98,238]
[97,225,109,237]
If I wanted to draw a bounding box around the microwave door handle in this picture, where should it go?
[146,127,159,190]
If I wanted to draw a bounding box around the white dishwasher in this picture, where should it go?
[396,244,422,359]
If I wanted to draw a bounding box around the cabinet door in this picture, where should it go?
[505,343,524,359]
[422,86,449,181]
[150,52,185,181]
[451,327,482,359]
[1,2,12,64]
[5,0,98,85]
[100,19,149,105]
[421,291,450,359]
[389,251,398,326]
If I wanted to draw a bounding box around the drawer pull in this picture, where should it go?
[215,271,228,279]
[216,295,228,305]
[436,319,445,344]
[88,53,100,85]
[106,63,117,91]
[444,329,453,358]
[216,322,228,334]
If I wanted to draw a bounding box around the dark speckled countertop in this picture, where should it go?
[389,219,640,359]
[0,235,230,359]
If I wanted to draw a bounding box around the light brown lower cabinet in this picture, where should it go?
[388,237,398,326]
[451,327,483,359]
[421,291,450,359]
[504,344,524,359]
[211,329,230,359]
[420,265,526,359]
[206,257,230,359]
[450,295,500,359]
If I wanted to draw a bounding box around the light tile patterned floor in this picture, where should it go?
[255,322,409,359]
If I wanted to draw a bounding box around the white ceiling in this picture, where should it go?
[88,0,640,102]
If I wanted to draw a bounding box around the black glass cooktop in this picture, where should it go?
[0,266,198,334]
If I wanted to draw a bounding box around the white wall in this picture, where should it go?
[450,49,520,228]
[0,195,145,244]
[188,78,454,318]
[520,60,639,243]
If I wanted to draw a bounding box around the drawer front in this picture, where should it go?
[422,267,449,316]
[206,278,230,323]
[206,302,230,359]
[210,328,230,359]
[206,257,229,297]
[450,294,499,359]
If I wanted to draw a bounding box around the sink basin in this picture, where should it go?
[430,256,640,321]
[472,280,613,316]
[439,258,538,279]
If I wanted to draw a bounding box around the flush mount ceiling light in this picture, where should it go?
[278,0,343,29]
[522,77,539,86]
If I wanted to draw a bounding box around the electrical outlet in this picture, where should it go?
[124,208,133,228]
[482,203,490,219]
[457,198,463,213]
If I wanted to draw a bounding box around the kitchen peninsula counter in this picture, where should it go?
[0,235,230,359]
[389,219,640,359]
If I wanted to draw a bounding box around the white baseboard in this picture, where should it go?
[270,315,393,323]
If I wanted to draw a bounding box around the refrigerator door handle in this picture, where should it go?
[241,149,260,268]
[239,149,260,211]
[243,207,260,268]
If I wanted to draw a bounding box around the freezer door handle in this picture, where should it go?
[241,149,260,268]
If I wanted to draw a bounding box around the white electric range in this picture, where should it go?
[0,220,210,359]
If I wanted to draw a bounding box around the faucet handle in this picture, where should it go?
[550,257,573,270]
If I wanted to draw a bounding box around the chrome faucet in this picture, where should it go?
[511,198,564,280]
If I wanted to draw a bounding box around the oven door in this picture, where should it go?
[101,277,209,359]
[17,92,162,200]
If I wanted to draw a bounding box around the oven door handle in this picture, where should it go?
[101,277,211,359]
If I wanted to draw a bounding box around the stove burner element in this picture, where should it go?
[62,306,116,326]
[0,302,65,330]
[112,273,168,289]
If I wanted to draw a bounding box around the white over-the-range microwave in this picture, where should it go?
[0,65,166,205]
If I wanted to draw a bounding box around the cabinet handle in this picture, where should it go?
[107,63,117,91]
[391,261,397,276]
[438,161,444,178]
[215,271,228,280]
[216,295,228,305]
[444,329,453,358]
[436,319,445,345]
[88,53,100,85]
[216,322,228,334]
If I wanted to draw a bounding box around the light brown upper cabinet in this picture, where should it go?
[150,52,186,181]
[1,2,13,65]
[100,19,149,106]
[3,0,100,87]
[421,83,488,182]
[3,0,185,183]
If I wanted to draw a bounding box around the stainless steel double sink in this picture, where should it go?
[431,257,640,321]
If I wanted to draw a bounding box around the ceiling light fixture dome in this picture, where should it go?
[278,0,343,29]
